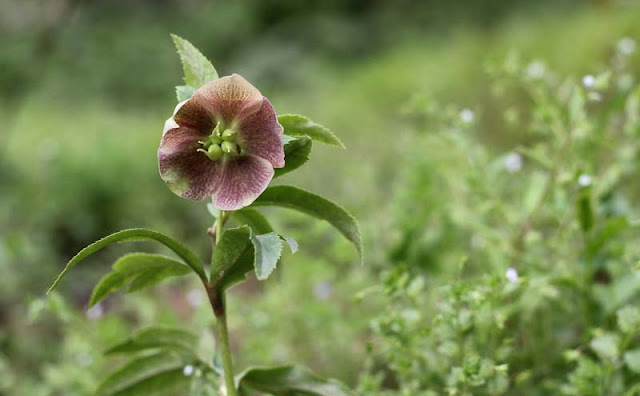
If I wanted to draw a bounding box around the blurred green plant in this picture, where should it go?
[359,38,640,395]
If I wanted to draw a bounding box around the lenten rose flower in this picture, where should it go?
[158,74,285,210]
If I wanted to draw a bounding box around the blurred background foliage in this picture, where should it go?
[3,0,640,395]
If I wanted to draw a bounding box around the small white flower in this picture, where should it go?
[504,152,522,172]
[87,303,103,320]
[526,61,546,79]
[618,37,636,55]
[506,268,519,283]
[460,108,474,123]
[186,289,204,307]
[582,75,595,88]
[578,174,592,187]
[183,365,194,376]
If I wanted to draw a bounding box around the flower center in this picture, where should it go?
[197,123,242,161]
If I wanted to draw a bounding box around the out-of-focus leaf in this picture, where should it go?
[278,114,345,148]
[590,333,619,361]
[253,186,363,265]
[625,349,640,373]
[235,364,354,396]
[617,306,640,334]
[576,186,593,233]
[586,216,629,258]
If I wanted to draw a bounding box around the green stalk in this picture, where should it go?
[208,210,238,396]
[215,301,237,396]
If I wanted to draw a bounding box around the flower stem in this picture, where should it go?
[209,210,238,396]
[214,296,237,396]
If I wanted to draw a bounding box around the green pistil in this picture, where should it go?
[221,129,237,141]
[221,141,238,154]
[197,125,241,160]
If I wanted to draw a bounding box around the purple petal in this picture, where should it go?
[212,154,274,210]
[158,126,224,200]
[236,98,285,168]
[173,98,215,133]
[191,74,262,124]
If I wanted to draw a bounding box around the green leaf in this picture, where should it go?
[127,265,192,293]
[282,236,299,254]
[219,247,255,292]
[171,34,218,88]
[590,333,619,361]
[48,228,206,293]
[105,326,197,356]
[113,253,190,275]
[576,186,593,233]
[617,306,640,334]
[586,216,629,258]
[251,232,283,281]
[232,208,275,234]
[96,353,191,396]
[278,114,345,148]
[236,365,354,396]
[625,349,640,374]
[175,85,196,102]
[253,186,363,265]
[89,254,192,307]
[275,136,313,178]
[90,272,131,308]
[210,226,252,282]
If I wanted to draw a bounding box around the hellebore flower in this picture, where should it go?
[158,74,285,210]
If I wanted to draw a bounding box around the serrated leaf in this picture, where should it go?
[253,186,363,265]
[171,34,218,88]
[96,353,190,396]
[282,236,299,254]
[235,365,354,396]
[251,232,283,281]
[49,229,206,293]
[625,349,640,373]
[106,326,197,356]
[275,136,312,178]
[210,226,252,283]
[232,208,274,234]
[278,114,345,148]
[175,85,196,102]
[90,272,132,308]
